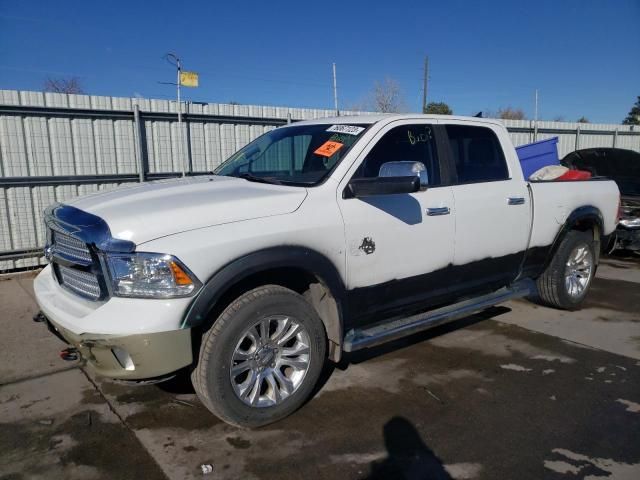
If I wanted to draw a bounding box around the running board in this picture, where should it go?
[343,281,532,352]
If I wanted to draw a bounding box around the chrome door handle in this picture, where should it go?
[508,197,525,205]
[426,207,450,216]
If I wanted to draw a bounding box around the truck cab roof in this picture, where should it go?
[294,113,505,128]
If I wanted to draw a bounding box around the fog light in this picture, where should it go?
[112,347,135,371]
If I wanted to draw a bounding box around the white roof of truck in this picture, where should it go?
[295,114,505,128]
[295,113,504,126]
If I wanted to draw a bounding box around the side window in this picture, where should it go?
[446,125,509,183]
[353,124,441,186]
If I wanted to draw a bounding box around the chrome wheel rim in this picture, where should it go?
[564,244,594,298]
[230,315,311,408]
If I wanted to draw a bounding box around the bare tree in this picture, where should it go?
[552,115,566,122]
[577,116,590,124]
[496,106,526,120]
[372,78,406,113]
[351,77,407,113]
[485,107,526,120]
[43,77,85,94]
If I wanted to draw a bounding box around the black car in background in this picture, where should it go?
[562,148,640,252]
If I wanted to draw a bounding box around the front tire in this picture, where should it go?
[192,285,326,428]
[535,230,597,309]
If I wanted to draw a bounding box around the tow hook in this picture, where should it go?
[60,347,79,361]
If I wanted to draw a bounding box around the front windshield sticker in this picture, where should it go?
[314,140,344,157]
[326,125,366,135]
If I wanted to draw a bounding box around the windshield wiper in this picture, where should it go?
[236,173,282,185]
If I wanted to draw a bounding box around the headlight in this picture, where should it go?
[105,252,201,298]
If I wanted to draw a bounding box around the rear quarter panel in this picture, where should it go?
[528,179,619,249]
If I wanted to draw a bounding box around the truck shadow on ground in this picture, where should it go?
[605,250,640,264]
[365,416,452,480]
[582,277,640,315]
[156,306,512,398]
[307,306,512,402]
[155,369,196,395]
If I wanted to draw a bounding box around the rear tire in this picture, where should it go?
[535,230,596,310]
[192,285,326,428]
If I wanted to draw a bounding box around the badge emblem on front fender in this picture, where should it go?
[359,237,376,255]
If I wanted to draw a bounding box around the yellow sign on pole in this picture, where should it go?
[180,71,199,87]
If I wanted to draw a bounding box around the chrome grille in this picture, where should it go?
[53,231,92,264]
[44,204,123,303]
[58,265,102,300]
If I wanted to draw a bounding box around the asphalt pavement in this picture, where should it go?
[1,254,639,480]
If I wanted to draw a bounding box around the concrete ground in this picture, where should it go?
[1,255,639,480]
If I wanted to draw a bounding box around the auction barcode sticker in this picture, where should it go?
[326,125,365,135]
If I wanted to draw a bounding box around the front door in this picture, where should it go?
[337,121,455,326]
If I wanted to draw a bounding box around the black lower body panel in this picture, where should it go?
[345,250,529,331]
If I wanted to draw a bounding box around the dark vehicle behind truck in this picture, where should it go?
[562,148,640,252]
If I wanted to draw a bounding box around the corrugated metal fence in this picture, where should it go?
[1,89,639,271]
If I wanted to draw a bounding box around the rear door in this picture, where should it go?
[444,123,531,294]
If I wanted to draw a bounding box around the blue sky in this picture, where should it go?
[1,0,638,123]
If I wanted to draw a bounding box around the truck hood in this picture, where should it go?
[67,176,307,245]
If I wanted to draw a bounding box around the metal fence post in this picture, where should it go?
[613,128,618,148]
[575,124,581,151]
[133,104,148,182]
[533,119,538,142]
[185,102,193,175]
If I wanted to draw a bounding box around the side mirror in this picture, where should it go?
[345,176,420,198]
[379,161,429,189]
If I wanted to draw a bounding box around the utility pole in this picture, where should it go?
[534,89,539,141]
[332,62,339,116]
[422,56,429,113]
[163,53,185,177]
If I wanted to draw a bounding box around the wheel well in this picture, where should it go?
[193,267,343,363]
[572,218,600,235]
[569,218,601,261]
[538,210,604,276]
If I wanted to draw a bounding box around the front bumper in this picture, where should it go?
[45,316,192,380]
[34,265,193,380]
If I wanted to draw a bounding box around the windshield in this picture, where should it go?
[213,123,368,186]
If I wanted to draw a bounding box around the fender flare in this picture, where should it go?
[520,205,605,279]
[182,246,347,330]
[545,205,605,269]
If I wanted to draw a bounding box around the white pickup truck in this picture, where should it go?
[34,115,619,427]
